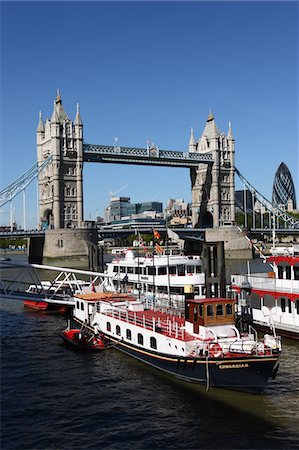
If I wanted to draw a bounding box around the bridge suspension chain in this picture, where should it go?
[235,167,299,229]
[0,156,52,208]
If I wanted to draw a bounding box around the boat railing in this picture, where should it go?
[98,304,185,339]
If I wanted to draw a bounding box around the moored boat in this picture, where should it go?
[104,249,206,309]
[231,247,299,339]
[71,292,281,393]
[60,328,107,351]
[23,280,90,313]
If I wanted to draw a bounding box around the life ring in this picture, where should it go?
[209,343,222,358]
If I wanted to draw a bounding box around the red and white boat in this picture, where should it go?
[231,247,299,340]
[70,292,281,393]
[60,328,107,351]
[23,280,89,313]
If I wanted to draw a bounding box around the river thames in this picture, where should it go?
[1,254,299,449]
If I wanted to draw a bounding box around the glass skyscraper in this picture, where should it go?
[272,162,297,210]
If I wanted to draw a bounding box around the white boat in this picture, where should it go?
[231,248,299,339]
[103,249,206,308]
[70,292,281,394]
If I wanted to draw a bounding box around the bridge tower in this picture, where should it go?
[189,112,235,228]
[37,91,84,229]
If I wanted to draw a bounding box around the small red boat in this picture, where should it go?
[60,328,107,351]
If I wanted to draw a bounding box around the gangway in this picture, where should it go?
[0,260,117,305]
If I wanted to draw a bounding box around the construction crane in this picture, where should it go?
[109,184,129,199]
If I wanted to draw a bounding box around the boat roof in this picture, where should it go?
[75,293,137,303]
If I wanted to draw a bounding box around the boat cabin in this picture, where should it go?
[186,298,236,334]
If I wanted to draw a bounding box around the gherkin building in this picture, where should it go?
[272,162,297,210]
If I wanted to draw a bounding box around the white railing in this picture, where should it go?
[97,304,185,339]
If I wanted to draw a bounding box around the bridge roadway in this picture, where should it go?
[83,144,213,167]
[1,227,299,240]
[0,228,206,240]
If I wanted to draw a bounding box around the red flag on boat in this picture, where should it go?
[153,229,161,240]
[155,243,163,254]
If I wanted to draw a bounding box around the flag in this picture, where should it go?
[155,243,163,254]
[153,229,161,240]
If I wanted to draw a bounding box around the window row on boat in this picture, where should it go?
[112,264,202,276]
[250,294,299,314]
[118,283,205,296]
[277,264,299,280]
[105,321,185,353]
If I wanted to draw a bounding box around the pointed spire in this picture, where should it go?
[189,127,196,147]
[202,109,219,138]
[227,121,234,140]
[37,110,44,132]
[207,108,214,122]
[74,102,83,126]
[56,88,61,104]
[51,100,59,123]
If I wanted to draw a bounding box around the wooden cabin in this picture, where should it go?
[186,298,236,334]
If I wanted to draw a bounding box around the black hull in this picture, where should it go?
[105,336,279,394]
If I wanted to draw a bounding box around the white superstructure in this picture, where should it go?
[231,250,299,339]
[104,249,205,307]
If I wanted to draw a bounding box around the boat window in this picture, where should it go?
[148,267,156,275]
[116,325,121,336]
[194,287,199,295]
[158,267,167,275]
[177,265,185,276]
[194,307,198,322]
[216,304,223,316]
[150,337,157,349]
[294,266,299,280]
[278,266,283,279]
[280,298,286,313]
[169,266,176,275]
[137,333,144,345]
[107,321,111,332]
[196,266,202,274]
[251,294,261,310]
[186,265,194,274]
[76,300,79,309]
[135,267,142,275]
[226,303,233,315]
[207,304,214,317]
[120,266,125,273]
[113,266,118,273]
[286,266,291,280]
[126,329,132,340]
[127,267,134,274]
[288,299,292,313]
[199,304,203,316]
[80,302,84,311]
[296,300,299,315]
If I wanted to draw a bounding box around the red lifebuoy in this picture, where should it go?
[210,343,222,358]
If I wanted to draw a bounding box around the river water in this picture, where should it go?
[1,254,299,449]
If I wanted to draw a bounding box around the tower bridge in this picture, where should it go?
[1,92,298,266]
[36,92,235,231]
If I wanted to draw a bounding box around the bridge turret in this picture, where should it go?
[37,92,84,230]
[188,127,197,153]
[191,111,235,228]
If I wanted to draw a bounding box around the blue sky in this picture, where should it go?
[1,1,298,228]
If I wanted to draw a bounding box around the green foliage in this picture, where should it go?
[0,238,27,249]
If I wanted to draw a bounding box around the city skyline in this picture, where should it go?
[1,1,298,228]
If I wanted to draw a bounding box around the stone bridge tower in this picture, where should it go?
[189,112,235,228]
[37,91,84,229]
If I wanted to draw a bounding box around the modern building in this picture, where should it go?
[272,162,297,211]
[104,197,163,223]
[235,190,253,213]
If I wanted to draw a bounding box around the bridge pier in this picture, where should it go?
[41,228,100,270]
